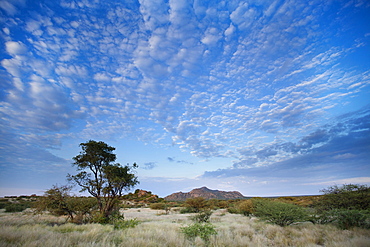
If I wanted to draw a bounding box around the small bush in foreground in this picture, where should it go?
[335,210,369,230]
[181,223,217,243]
[253,199,308,226]
[309,209,337,225]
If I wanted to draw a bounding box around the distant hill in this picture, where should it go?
[164,186,245,201]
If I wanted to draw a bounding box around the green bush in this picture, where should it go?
[313,184,370,211]
[181,223,217,243]
[113,218,139,230]
[227,206,240,214]
[180,207,198,214]
[191,210,213,223]
[90,211,110,224]
[335,210,369,229]
[0,202,11,209]
[4,203,28,212]
[253,199,308,226]
[308,209,337,225]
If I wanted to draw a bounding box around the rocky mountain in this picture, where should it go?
[164,186,245,201]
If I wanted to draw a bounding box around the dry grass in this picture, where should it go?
[1,208,369,247]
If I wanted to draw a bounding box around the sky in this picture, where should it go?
[1,0,369,198]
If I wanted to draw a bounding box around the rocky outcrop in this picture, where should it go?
[122,189,160,203]
[164,186,245,201]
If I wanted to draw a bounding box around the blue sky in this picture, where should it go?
[1,0,369,197]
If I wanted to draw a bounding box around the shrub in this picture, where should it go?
[217,200,229,209]
[4,203,28,212]
[253,199,308,226]
[149,203,166,210]
[113,218,139,230]
[0,201,11,209]
[308,209,337,225]
[313,184,370,211]
[184,197,208,213]
[180,207,198,214]
[237,200,254,216]
[35,185,97,223]
[227,206,240,214]
[181,223,217,243]
[90,211,109,224]
[335,210,369,229]
[191,210,213,223]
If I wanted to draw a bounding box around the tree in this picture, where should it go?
[35,185,97,223]
[184,197,208,212]
[68,140,139,220]
[314,184,370,211]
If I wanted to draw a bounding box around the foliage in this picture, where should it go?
[227,199,255,216]
[149,203,171,214]
[113,218,140,230]
[35,185,75,217]
[313,184,370,211]
[309,184,370,230]
[181,223,217,243]
[237,199,254,216]
[149,203,166,210]
[35,185,97,223]
[310,209,370,229]
[4,203,29,212]
[180,207,198,214]
[191,210,213,223]
[253,199,308,226]
[335,209,370,230]
[308,209,337,225]
[183,197,208,213]
[207,199,229,209]
[227,206,240,214]
[68,140,139,220]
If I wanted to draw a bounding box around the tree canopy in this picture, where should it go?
[68,140,139,219]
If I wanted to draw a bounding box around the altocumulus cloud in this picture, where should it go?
[0,0,369,196]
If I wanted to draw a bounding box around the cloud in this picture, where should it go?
[1,0,369,197]
[0,0,26,15]
[5,41,28,55]
[203,108,370,182]
[0,127,69,172]
[304,177,370,186]
[142,162,157,170]
[167,157,193,165]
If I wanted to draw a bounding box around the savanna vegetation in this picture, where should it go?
[1,141,369,246]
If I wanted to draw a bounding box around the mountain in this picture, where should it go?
[164,186,245,201]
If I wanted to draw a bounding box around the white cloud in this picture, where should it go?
[5,41,27,55]
[305,177,370,186]
[0,0,25,15]
[224,24,235,36]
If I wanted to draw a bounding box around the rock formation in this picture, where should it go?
[164,186,245,201]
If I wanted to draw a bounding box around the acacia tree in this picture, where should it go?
[35,185,97,223]
[314,184,370,211]
[68,140,139,219]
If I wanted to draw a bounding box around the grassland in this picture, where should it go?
[1,207,369,247]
